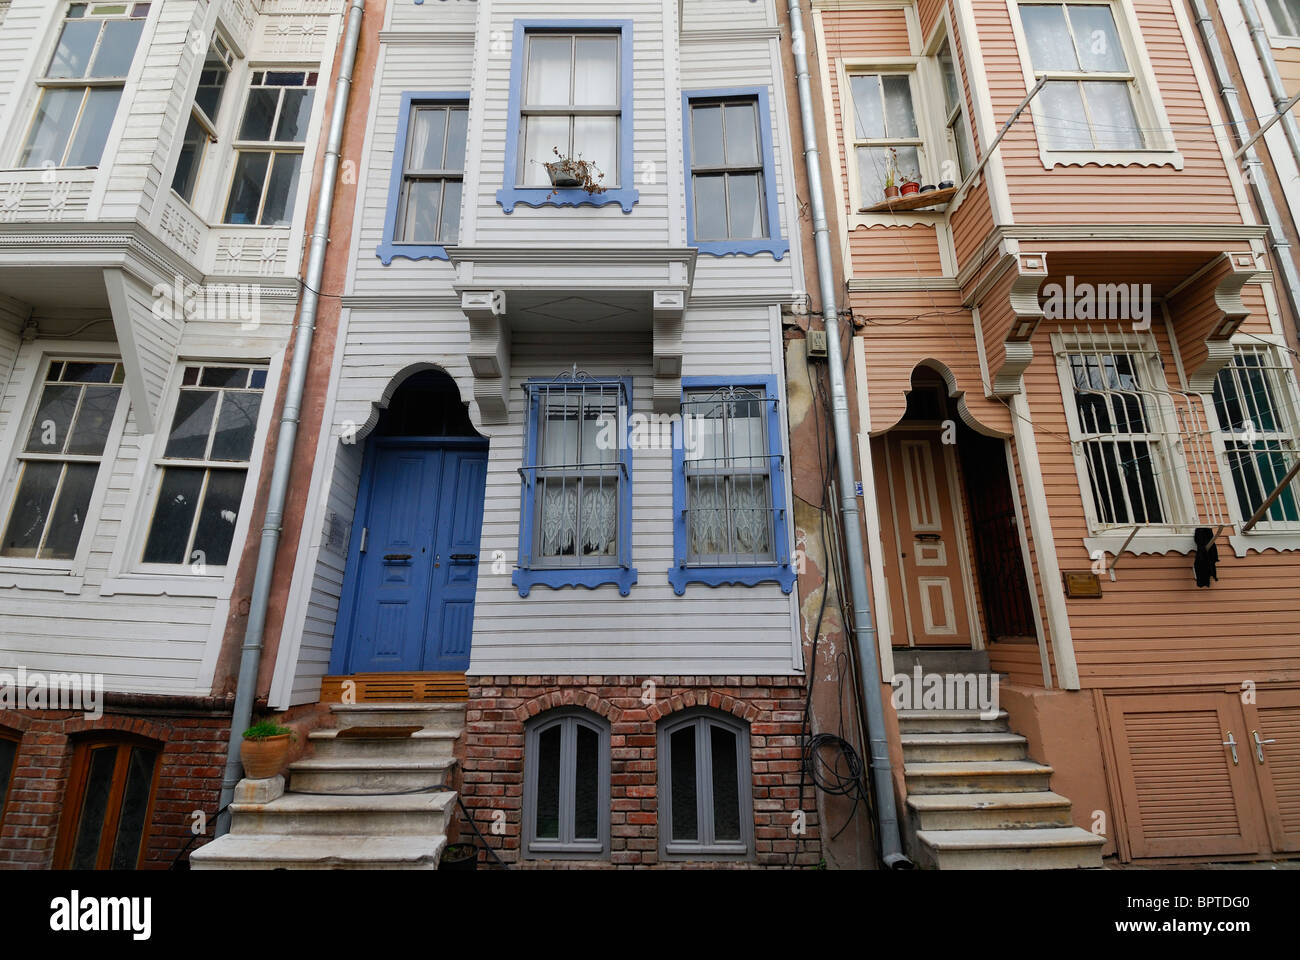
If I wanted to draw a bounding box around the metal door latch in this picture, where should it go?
[1223,731,1239,765]
[1252,729,1277,764]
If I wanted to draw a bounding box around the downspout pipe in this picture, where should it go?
[785,0,909,869]
[217,0,367,835]
[1240,0,1300,184]
[1194,0,1300,333]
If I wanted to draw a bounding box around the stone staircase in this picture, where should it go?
[191,702,463,870]
[894,651,1104,870]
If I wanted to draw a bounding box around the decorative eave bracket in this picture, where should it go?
[1182,252,1264,393]
[991,251,1049,396]
[652,289,686,414]
[462,289,510,424]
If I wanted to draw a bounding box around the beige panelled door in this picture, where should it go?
[884,430,974,648]
[1241,687,1300,852]
[1106,693,1266,859]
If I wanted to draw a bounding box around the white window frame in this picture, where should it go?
[1006,0,1184,169]
[1052,331,1199,555]
[0,347,129,589]
[221,67,318,227]
[170,32,236,207]
[936,35,977,186]
[1261,0,1300,47]
[100,353,281,599]
[1208,337,1300,555]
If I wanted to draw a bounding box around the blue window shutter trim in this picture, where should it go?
[682,87,789,260]
[497,20,639,214]
[669,375,796,595]
[376,91,469,265]
[514,376,637,597]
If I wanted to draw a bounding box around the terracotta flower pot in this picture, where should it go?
[240,734,291,780]
[900,181,921,197]
[884,185,902,200]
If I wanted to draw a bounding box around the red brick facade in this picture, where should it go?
[0,701,231,869]
[455,676,821,868]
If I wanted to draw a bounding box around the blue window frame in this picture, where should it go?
[682,88,788,260]
[377,91,469,265]
[670,376,795,594]
[497,20,638,214]
[515,374,636,597]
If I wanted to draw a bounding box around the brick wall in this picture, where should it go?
[0,704,231,869]
[455,676,821,869]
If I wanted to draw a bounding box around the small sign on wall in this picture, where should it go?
[1061,570,1103,598]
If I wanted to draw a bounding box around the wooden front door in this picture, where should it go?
[884,430,975,648]
[1241,687,1300,852]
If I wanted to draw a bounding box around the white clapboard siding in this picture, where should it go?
[0,1,11,28]
[388,0,477,30]
[681,0,776,32]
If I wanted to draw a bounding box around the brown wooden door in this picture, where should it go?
[884,430,974,648]
[1106,693,1266,859]
[1240,687,1300,852]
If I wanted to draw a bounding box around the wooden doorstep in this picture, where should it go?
[320,672,469,703]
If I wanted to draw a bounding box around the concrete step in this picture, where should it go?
[904,759,1053,794]
[229,791,455,837]
[900,732,1028,763]
[892,650,991,674]
[308,728,458,761]
[896,709,1009,734]
[907,791,1074,831]
[330,702,465,732]
[916,827,1105,870]
[288,756,456,794]
[190,834,447,870]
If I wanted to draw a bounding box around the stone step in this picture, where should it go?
[891,650,991,674]
[190,834,447,870]
[907,791,1074,830]
[308,728,458,761]
[916,827,1105,870]
[900,732,1028,763]
[904,759,1053,794]
[330,702,465,732]
[288,756,456,794]
[896,709,1009,734]
[229,791,456,837]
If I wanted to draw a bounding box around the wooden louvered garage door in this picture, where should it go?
[1242,688,1300,852]
[1106,693,1265,859]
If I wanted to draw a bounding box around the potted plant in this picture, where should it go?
[543,147,607,196]
[439,842,478,871]
[883,148,901,201]
[900,171,922,197]
[240,719,293,780]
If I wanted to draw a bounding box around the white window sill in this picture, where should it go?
[1083,532,1197,558]
[1039,149,1184,171]
[1269,36,1300,50]
[1228,531,1300,557]
[98,573,233,599]
[0,564,85,594]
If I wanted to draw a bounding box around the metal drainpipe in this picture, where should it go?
[785,0,909,868]
[1194,0,1300,332]
[216,0,367,836]
[1240,0,1300,182]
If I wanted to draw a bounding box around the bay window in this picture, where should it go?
[223,69,317,225]
[172,35,235,204]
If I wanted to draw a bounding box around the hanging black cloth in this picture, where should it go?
[1193,527,1218,588]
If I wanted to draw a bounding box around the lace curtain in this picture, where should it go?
[687,479,770,558]
[540,483,617,558]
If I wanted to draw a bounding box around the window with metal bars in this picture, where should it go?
[140,363,267,569]
[1213,344,1300,529]
[1,359,125,562]
[670,377,794,594]
[19,3,151,169]
[514,374,635,596]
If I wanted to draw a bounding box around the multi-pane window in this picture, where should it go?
[937,39,976,182]
[658,711,752,859]
[523,711,610,858]
[518,32,620,187]
[141,364,267,568]
[19,3,150,168]
[1019,2,1145,151]
[682,386,778,566]
[848,73,924,199]
[1264,0,1300,38]
[223,69,317,225]
[1,360,124,561]
[1213,346,1300,528]
[171,36,235,204]
[396,102,467,244]
[55,738,160,870]
[688,98,768,241]
[1065,350,1173,527]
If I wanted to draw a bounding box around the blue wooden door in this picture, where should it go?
[338,441,487,673]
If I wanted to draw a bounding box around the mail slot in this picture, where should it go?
[383,553,413,564]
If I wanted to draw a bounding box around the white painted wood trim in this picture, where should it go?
[1003,437,1052,687]
[854,337,895,678]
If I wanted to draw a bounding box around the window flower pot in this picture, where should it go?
[545,160,589,189]
[938,179,955,190]
[919,184,937,193]
[439,842,478,871]
[239,733,291,780]
[884,185,902,201]
[900,180,921,197]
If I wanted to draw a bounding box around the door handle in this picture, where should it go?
[449,553,478,563]
[1223,730,1239,765]
[383,553,413,564]
[1252,729,1277,764]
